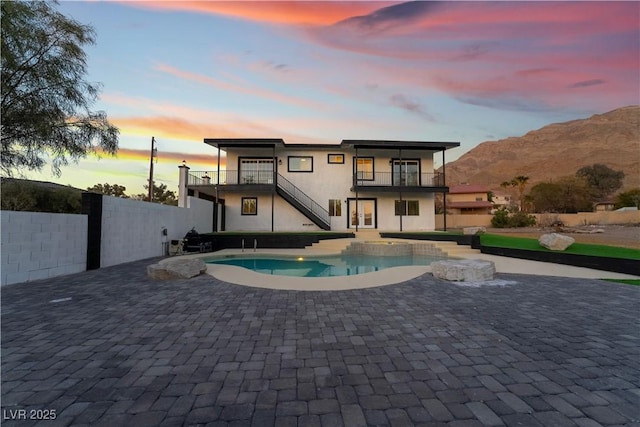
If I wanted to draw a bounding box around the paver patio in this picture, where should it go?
[2,257,639,426]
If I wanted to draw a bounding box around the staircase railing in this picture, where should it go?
[276,173,330,229]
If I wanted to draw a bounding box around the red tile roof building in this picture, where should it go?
[447,184,492,214]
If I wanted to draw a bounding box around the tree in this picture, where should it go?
[555,176,592,213]
[0,178,81,213]
[1,0,119,176]
[615,188,640,209]
[576,164,624,201]
[503,175,530,211]
[529,182,563,212]
[528,177,591,213]
[87,183,129,198]
[135,183,178,206]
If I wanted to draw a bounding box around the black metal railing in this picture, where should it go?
[354,172,444,187]
[188,170,275,186]
[276,173,330,227]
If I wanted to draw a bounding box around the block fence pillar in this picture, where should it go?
[178,164,190,208]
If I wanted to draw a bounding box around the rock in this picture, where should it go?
[147,263,175,280]
[463,226,486,235]
[538,233,575,251]
[431,259,495,282]
[147,258,208,280]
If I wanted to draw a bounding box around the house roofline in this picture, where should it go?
[204,138,460,151]
[340,139,459,150]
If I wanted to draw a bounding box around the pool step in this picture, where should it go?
[307,238,354,255]
[428,241,482,258]
[309,237,481,258]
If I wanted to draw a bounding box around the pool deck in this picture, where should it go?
[2,255,639,427]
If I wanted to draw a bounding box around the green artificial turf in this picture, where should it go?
[602,279,640,286]
[480,234,640,260]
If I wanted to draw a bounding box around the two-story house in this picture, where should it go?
[178,138,459,232]
[446,184,493,215]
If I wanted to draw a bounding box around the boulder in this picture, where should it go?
[147,258,208,280]
[538,233,575,251]
[431,259,495,282]
[463,226,486,235]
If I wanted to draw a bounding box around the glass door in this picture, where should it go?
[349,200,375,228]
[240,158,274,184]
[393,160,419,186]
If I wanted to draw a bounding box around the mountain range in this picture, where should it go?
[442,106,639,193]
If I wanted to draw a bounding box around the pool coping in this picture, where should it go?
[164,248,434,290]
[162,238,639,290]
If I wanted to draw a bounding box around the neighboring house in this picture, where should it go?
[446,184,492,215]
[491,191,512,212]
[594,201,615,212]
[178,138,459,232]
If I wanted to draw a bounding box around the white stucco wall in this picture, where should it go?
[220,146,439,232]
[100,196,214,267]
[1,211,87,286]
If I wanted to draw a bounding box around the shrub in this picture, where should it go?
[491,208,536,228]
[509,211,537,227]
[491,208,511,228]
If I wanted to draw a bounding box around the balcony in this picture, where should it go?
[188,170,275,191]
[352,172,447,192]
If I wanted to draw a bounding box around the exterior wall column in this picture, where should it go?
[442,149,447,231]
[178,163,190,208]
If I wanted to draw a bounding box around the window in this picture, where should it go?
[288,156,313,172]
[241,197,257,215]
[329,199,342,216]
[239,158,273,184]
[394,200,419,216]
[475,196,483,201]
[354,157,374,180]
[328,154,344,164]
[408,200,419,215]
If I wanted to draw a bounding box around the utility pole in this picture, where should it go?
[148,136,156,202]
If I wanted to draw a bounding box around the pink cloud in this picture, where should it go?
[154,63,327,110]
[123,1,393,26]
[305,1,639,111]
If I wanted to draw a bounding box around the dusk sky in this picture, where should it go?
[24,1,640,195]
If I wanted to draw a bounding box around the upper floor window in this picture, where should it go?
[288,156,313,172]
[354,157,374,180]
[328,154,344,164]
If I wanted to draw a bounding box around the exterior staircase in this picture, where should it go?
[276,174,331,230]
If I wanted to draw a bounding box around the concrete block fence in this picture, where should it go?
[1,195,213,286]
[1,211,87,286]
[99,195,213,268]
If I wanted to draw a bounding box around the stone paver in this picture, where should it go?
[2,257,639,426]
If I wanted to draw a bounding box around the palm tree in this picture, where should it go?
[511,175,530,212]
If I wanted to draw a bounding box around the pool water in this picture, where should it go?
[205,254,446,277]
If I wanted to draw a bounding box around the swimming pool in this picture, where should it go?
[205,254,447,277]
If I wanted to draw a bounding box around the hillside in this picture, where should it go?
[443,106,639,192]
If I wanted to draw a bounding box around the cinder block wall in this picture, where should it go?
[1,211,87,286]
[100,196,213,267]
